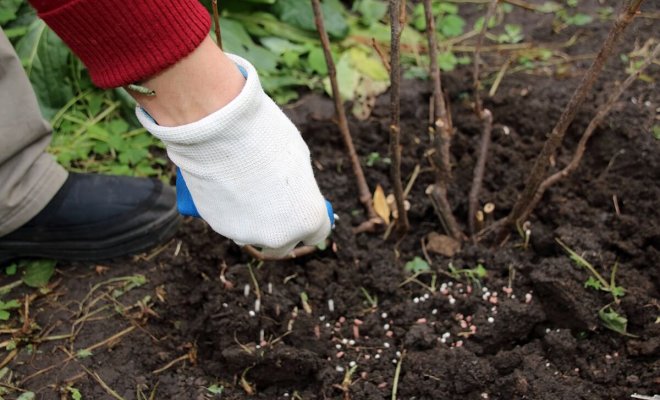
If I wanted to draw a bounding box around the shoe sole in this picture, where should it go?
[0,208,181,264]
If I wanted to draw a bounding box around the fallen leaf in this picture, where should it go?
[426,232,461,257]
[373,184,390,224]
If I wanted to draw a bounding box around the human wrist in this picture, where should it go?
[130,37,245,127]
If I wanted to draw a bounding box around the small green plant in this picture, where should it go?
[76,349,93,358]
[365,152,391,167]
[0,299,21,321]
[598,305,633,336]
[556,239,625,302]
[67,386,82,400]
[555,8,592,27]
[206,384,224,395]
[412,2,465,38]
[404,257,430,274]
[401,257,437,293]
[447,263,487,286]
[360,287,378,308]
[557,239,635,336]
[653,125,660,140]
[497,24,524,44]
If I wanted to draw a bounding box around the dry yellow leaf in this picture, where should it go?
[373,184,391,224]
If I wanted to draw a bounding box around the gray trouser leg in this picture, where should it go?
[0,30,67,237]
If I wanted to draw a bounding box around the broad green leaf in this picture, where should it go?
[273,0,348,39]
[260,37,306,55]
[437,3,459,14]
[353,0,388,27]
[231,12,317,44]
[0,300,20,311]
[405,257,431,274]
[438,51,458,71]
[108,119,129,135]
[438,14,465,38]
[308,47,328,75]
[118,147,149,166]
[0,310,10,320]
[219,17,278,73]
[5,264,17,276]
[15,20,73,119]
[411,4,427,31]
[22,259,56,288]
[0,0,23,25]
[324,52,360,100]
[598,306,628,335]
[349,48,389,81]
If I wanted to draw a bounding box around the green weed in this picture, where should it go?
[447,263,487,286]
[360,287,378,308]
[556,239,625,302]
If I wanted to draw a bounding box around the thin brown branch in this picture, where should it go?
[371,38,391,73]
[499,0,645,242]
[427,185,463,240]
[423,0,463,240]
[389,0,410,234]
[311,0,378,222]
[468,109,493,236]
[468,0,498,237]
[212,0,223,50]
[153,354,191,374]
[525,43,659,216]
[473,0,499,117]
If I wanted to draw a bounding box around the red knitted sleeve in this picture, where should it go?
[29,0,211,88]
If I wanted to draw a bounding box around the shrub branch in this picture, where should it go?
[311,0,380,227]
[468,0,498,237]
[423,0,463,240]
[498,0,645,242]
[389,0,410,233]
[526,43,659,215]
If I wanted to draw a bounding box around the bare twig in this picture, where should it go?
[20,326,136,384]
[152,354,191,374]
[473,0,499,117]
[311,0,379,225]
[389,0,410,234]
[372,37,391,73]
[468,109,493,236]
[423,0,463,240]
[468,0,498,236]
[499,0,645,242]
[212,0,223,50]
[525,43,659,215]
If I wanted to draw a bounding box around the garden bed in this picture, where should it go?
[4,3,659,399]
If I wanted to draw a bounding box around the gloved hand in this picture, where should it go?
[137,54,331,257]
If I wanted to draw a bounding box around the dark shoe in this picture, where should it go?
[0,173,180,263]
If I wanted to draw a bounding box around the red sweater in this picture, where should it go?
[29,0,211,88]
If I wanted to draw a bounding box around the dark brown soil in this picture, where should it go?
[2,3,659,399]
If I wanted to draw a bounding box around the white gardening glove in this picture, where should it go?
[136,54,331,257]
